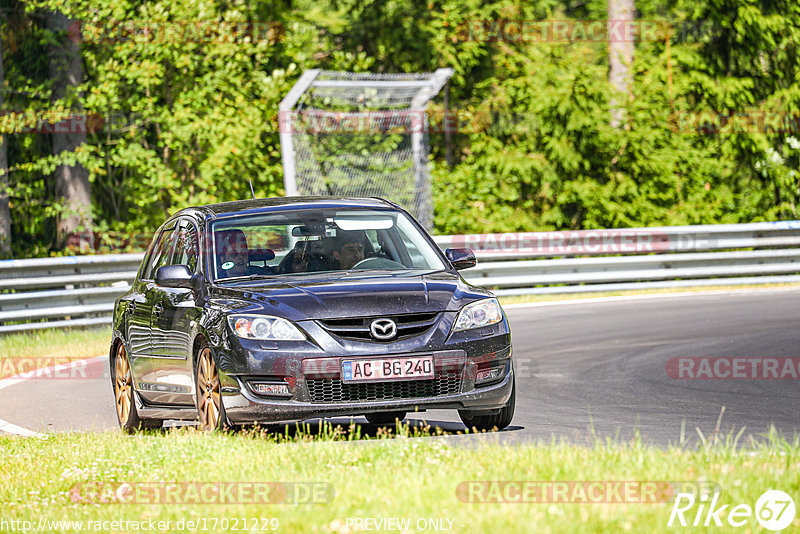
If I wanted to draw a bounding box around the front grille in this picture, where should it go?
[306,376,462,403]
[317,312,440,341]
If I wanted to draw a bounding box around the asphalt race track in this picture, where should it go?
[1,288,799,447]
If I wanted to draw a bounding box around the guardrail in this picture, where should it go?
[0,254,143,333]
[2,222,800,333]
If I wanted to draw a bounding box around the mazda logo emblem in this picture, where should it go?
[370,318,397,340]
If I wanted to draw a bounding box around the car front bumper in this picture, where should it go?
[221,359,514,425]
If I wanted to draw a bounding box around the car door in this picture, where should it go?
[133,222,179,404]
[148,218,201,406]
[126,224,176,390]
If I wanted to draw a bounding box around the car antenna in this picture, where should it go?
[248,179,256,199]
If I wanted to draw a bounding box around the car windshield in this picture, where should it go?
[210,208,446,281]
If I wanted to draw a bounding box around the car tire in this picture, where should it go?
[458,377,515,432]
[113,342,162,433]
[365,411,407,426]
[195,341,229,432]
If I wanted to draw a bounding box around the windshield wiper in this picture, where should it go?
[346,268,415,275]
[218,274,276,283]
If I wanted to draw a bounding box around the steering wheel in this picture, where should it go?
[351,256,405,270]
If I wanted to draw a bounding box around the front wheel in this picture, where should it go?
[195,342,229,431]
[113,342,162,433]
[458,378,515,432]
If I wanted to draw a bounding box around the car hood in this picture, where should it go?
[208,270,490,320]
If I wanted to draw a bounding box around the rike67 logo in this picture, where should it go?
[668,489,796,531]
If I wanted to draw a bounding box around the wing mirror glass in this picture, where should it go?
[445,248,477,270]
[155,265,194,288]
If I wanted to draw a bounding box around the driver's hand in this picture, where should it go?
[292,251,309,272]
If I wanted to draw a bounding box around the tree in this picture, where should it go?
[0,20,10,257]
[1,0,798,255]
[46,10,92,249]
[608,0,635,127]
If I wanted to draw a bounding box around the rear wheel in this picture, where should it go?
[195,342,228,431]
[113,343,161,433]
[365,411,407,426]
[458,378,515,432]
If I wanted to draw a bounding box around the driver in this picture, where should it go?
[218,230,269,277]
[332,231,366,270]
[220,231,250,277]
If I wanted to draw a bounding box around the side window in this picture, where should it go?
[142,224,177,280]
[171,221,199,272]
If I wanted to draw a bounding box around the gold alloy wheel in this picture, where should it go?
[197,347,221,430]
[114,343,132,424]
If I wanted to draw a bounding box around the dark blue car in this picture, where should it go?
[110,197,515,432]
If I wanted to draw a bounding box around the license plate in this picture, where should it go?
[341,356,434,383]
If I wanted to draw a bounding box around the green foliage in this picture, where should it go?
[433,0,800,233]
[2,0,800,256]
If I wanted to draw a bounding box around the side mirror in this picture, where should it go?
[445,248,477,270]
[155,265,194,288]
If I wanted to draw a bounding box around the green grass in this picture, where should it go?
[0,327,110,363]
[0,425,798,533]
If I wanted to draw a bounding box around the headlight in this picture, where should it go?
[453,298,503,332]
[227,315,306,341]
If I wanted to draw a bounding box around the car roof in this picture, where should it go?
[172,196,399,222]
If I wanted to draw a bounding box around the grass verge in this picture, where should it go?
[0,327,110,363]
[0,425,797,533]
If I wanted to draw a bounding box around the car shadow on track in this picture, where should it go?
[265,417,466,439]
[160,417,522,441]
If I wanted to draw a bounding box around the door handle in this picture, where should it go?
[153,303,163,317]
